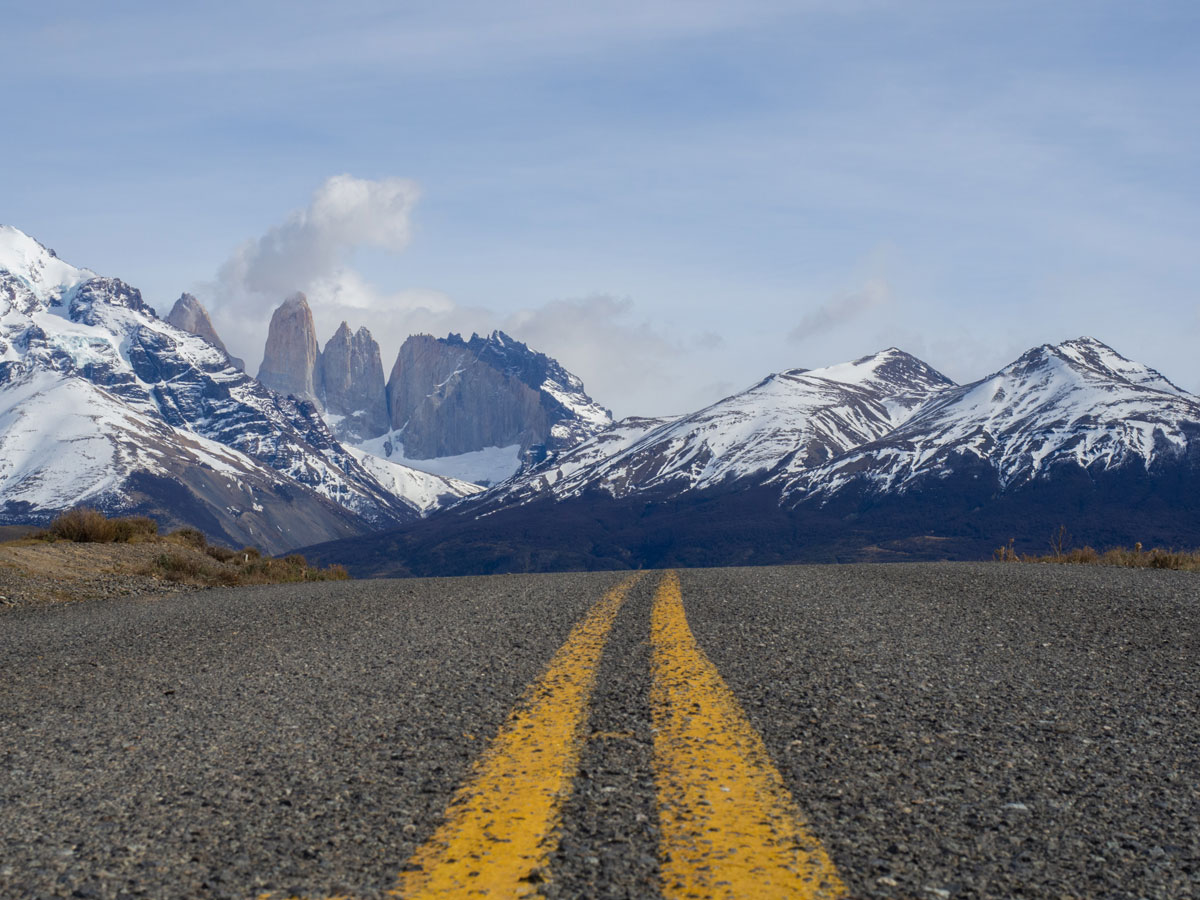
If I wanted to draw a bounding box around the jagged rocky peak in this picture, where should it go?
[68,277,156,322]
[165,293,245,371]
[320,322,389,442]
[385,330,611,460]
[258,292,322,404]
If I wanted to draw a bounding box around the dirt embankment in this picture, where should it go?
[0,540,207,608]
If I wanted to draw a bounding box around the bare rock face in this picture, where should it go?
[257,293,322,404]
[320,322,389,441]
[385,331,611,460]
[165,293,245,370]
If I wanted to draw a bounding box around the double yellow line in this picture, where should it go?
[390,571,845,899]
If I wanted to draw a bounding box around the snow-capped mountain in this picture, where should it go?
[784,337,1200,501]
[0,226,481,549]
[302,336,1200,576]
[486,349,954,504]
[0,368,375,551]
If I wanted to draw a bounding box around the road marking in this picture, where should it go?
[389,574,641,899]
[650,571,847,899]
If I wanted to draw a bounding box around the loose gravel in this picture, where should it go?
[681,562,1200,900]
[1,562,1197,899]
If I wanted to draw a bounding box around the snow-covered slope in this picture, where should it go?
[0,369,375,551]
[344,446,483,514]
[485,349,954,504]
[0,226,477,544]
[352,432,525,487]
[784,337,1200,501]
[482,416,676,505]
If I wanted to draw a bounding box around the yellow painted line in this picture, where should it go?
[650,571,847,899]
[389,574,641,899]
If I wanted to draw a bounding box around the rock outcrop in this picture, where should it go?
[257,293,321,404]
[165,293,245,370]
[320,322,389,442]
[385,331,612,460]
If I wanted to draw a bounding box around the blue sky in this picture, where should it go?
[4,1,1199,416]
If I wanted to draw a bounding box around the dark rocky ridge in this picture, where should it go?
[166,293,245,371]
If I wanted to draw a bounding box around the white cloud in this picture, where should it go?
[206,174,440,371]
[204,178,707,415]
[216,174,418,301]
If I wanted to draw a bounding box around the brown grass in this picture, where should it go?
[994,532,1200,571]
[24,509,352,587]
[147,549,351,586]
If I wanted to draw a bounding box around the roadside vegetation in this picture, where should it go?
[27,507,350,585]
[994,526,1200,571]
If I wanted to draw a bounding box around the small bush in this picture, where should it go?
[49,508,117,542]
[205,544,237,563]
[240,546,262,562]
[153,552,209,582]
[110,516,158,542]
[167,527,208,550]
[993,538,1019,562]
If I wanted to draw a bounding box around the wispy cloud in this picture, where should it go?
[7,1,873,78]
[504,295,696,417]
[788,279,891,343]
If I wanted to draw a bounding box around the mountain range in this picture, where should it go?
[3,223,1198,571]
[303,339,1200,575]
[0,228,542,550]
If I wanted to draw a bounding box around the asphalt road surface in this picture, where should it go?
[1,563,1197,899]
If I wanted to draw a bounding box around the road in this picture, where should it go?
[1,563,1197,899]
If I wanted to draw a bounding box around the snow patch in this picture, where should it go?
[354,432,523,486]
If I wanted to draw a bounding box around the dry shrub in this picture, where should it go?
[1000,530,1200,571]
[153,552,210,582]
[205,544,237,563]
[1061,546,1099,564]
[235,553,351,584]
[167,527,208,550]
[111,516,158,542]
[49,508,117,542]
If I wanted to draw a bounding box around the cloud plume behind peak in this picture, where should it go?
[216,174,419,303]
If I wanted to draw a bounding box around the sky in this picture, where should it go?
[3,0,1199,418]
